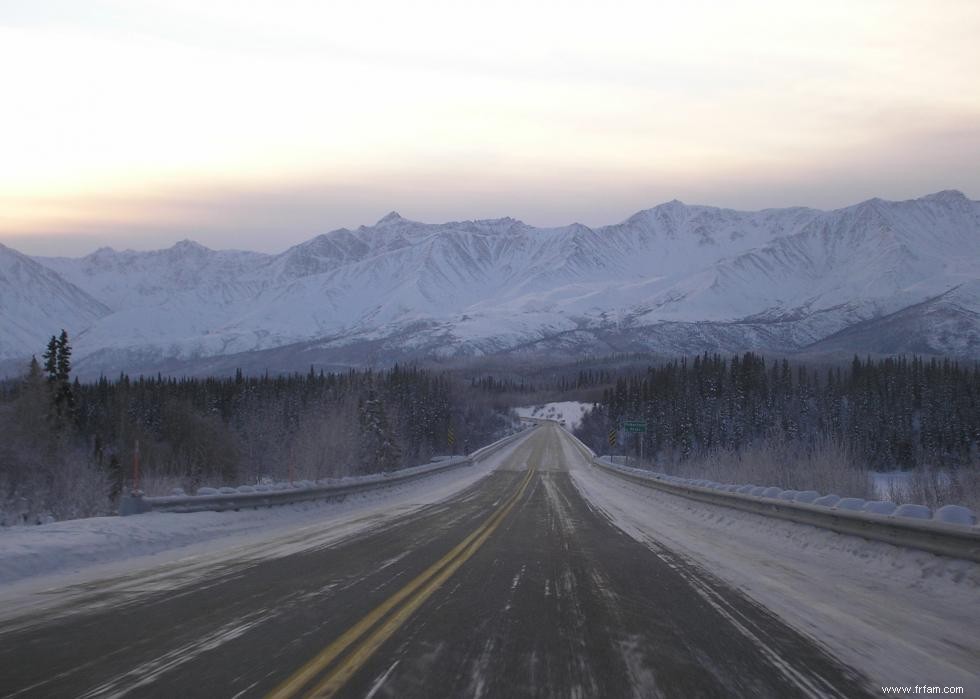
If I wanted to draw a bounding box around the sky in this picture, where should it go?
[1,0,979,255]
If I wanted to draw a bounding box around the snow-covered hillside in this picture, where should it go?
[0,244,111,360]
[3,190,979,374]
[515,402,591,430]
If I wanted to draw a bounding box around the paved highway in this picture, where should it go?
[0,424,870,698]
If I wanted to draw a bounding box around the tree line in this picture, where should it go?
[1,333,509,522]
[575,352,980,471]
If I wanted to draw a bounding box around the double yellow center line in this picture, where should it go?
[267,466,537,699]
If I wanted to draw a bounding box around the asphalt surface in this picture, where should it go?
[0,424,870,698]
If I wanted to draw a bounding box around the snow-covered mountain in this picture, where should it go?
[39,240,271,311]
[0,243,111,361]
[3,190,978,376]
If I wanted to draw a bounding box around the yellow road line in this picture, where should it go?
[267,466,536,699]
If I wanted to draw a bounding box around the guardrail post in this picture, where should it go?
[119,493,150,516]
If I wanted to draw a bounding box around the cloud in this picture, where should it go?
[3,114,977,256]
[2,1,978,254]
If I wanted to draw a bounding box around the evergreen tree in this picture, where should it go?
[42,336,58,383]
[44,330,76,421]
[27,354,42,384]
[56,329,72,383]
[358,389,402,474]
[17,355,50,440]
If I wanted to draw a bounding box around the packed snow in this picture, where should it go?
[559,430,980,695]
[0,431,533,610]
[514,401,591,430]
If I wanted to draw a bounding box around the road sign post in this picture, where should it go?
[622,420,647,465]
[132,439,141,494]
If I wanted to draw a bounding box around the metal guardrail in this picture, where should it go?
[550,424,980,563]
[467,425,536,461]
[589,456,980,563]
[121,425,538,516]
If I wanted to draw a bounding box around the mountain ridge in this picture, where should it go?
[2,190,978,376]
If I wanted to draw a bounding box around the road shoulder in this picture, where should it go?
[561,430,980,696]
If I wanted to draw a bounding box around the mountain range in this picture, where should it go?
[2,190,978,378]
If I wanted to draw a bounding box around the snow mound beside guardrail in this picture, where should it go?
[590,456,980,563]
[594,456,977,529]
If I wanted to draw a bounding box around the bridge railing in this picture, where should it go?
[589,454,980,563]
[121,424,537,515]
[554,422,980,562]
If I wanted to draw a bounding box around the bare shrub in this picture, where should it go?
[0,393,112,524]
[235,400,290,484]
[138,470,187,497]
[159,400,239,486]
[291,402,358,481]
[44,446,112,521]
[883,467,980,512]
[662,434,873,499]
[0,441,111,524]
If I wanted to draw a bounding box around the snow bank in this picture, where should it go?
[935,504,977,525]
[813,494,840,507]
[894,503,931,519]
[594,456,977,529]
[862,500,897,515]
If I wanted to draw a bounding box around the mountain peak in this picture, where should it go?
[84,246,118,260]
[377,211,405,226]
[170,239,209,253]
[624,198,689,224]
[922,189,967,203]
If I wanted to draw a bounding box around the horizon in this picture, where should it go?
[2,1,979,256]
[3,187,975,257]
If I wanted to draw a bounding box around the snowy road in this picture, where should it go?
[4,424,969,697]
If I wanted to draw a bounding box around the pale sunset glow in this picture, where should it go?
[2,0,979,253]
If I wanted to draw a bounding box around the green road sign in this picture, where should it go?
[623,420,647,433]
[608,429,617,447]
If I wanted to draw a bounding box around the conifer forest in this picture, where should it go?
[576,352,980,471]
[0,333,509,522]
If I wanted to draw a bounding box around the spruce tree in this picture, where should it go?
[38,330,76,421]
[27,354,42,383]
[358,389,401,473]
[56,331,76,418]
[42,336,58,383]
[18,354,50,435]
[56,329,72,383]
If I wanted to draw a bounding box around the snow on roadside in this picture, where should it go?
[0,434,530,597]
[515,401,590,429]
[558,430,980,696]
